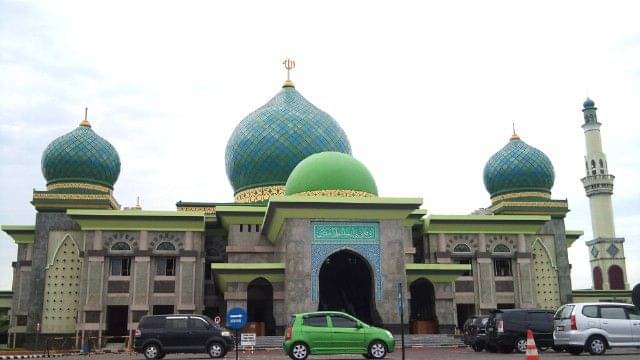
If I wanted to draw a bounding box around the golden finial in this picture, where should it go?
[282,58,296,88]
[510,122,520,140]
[80,107,91,127]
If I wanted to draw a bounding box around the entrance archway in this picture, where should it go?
[593,267,603,290]
[247,277,275,335]
[608,265,624,290]
[410,278,438,333]
[318,249,380,326]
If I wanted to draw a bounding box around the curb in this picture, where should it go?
[0,355,69,359]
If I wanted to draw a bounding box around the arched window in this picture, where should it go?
[111,242,131,251]
[591,160,597,175]
[493,244,510,253]
[453,244,471,253]
[608,265,624,290]
[585,161,589,173]
[156,242,176,251]
[593,267,603,290]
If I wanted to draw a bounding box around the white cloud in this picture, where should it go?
[1,0,639,291]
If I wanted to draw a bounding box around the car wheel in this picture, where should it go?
[515,337,527,354]
[586,335,607,355]
[208,341,225,358]
[368,340,387,359]
[471,343,484,352]
[568,346,583,355]
[539,346,549,352]
[289,342,309,360]
[143,344,161,360]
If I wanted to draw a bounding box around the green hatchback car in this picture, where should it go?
[283,311,395,360]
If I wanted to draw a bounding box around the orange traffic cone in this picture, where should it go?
[525,329,540,360]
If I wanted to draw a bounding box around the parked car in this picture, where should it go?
[553,302,640,355]
[463,316,489,351]
[133,314,235,359]
[283,311,395,360]
[485,309,556,353]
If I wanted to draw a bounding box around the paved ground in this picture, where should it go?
[53,346,640,359]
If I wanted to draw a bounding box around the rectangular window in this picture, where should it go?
[600,306,627,320]
[626,307,640,320]
[582,305,599,318]
[555,305,575,319]
[110,257,131,276]
[493,258,512,276]
[156,257,176,276]
[166,317,189,329]
[455,258,473,276]
[330,315,357,328]
[303,315,328,327]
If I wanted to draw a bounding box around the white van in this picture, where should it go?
[553,302,640,355]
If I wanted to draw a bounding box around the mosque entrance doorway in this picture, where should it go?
[318,250,381,326]
[409,279,438,333]
[106,306,128,337]
[247,277,275,335]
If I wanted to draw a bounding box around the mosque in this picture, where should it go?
[1,61,631,348]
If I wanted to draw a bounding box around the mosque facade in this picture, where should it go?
[1,65,631,348]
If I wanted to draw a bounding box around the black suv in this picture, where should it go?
[134,314,234,359]
[463,315,489,351]
[485,309,555,353]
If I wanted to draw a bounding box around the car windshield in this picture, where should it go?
[555,305,575,319]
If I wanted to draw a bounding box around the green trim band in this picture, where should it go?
[1,225,35,244]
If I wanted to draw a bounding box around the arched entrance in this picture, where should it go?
[608,265,624,290]
[593,267,603,290]
[318,249,380,326]
[247,278,275,335]
[409,278,438,334]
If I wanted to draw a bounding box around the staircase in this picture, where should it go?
[250,334,462,349]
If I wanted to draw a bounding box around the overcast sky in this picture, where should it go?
[1,1,639,291]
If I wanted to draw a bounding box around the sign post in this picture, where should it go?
[225,307,248,360]
[398,283,405,360]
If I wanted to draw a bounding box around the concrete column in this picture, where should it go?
[437,233,446,252]
[184,231,193,251]
[93,230,102,250]
[517,234,526,253]
[478,233,487,252]
[139,231,148,251]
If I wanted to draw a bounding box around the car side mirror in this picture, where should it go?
[356,322,363,329]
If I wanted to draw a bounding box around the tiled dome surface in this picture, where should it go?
[225,86,351,193]
[483,138,555,197]
[41,125,121,188]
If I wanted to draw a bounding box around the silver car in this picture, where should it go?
[553,302,640,355]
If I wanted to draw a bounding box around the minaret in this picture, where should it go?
[581,98,628,290]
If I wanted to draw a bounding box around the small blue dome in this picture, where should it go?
[42,122,121,188]
[583,97,595,109]
[225,86,351,194]
[483,137,555,198]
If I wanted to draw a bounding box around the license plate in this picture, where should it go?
[556,326,564,331]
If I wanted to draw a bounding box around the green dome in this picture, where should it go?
[225,86,351,198]
[41,122,121,188]
[285,152,378,196]
[483,135,555,198]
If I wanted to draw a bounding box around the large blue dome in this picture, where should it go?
[483,135,555,198]
[42,121,121,188]
[225,85,351,201]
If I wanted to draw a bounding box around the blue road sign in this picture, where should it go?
[226,307,248,330]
